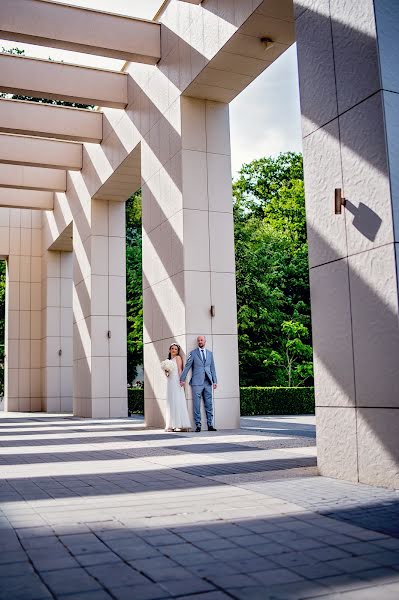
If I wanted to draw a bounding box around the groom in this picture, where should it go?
[180,335,218,432]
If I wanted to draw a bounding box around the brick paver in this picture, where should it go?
[0,413,398,599]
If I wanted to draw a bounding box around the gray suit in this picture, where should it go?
[180,347,217,427]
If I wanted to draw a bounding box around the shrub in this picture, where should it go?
[128,388,144,414]
[240,387,314,416]
[128,386,314,417]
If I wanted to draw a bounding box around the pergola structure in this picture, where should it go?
[0,0,398,489]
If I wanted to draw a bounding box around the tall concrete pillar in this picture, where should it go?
[42,250,73,413]
[73,196,127,418]
[296,0,399,487]
[2,208,42,412]
[142,96,240,429]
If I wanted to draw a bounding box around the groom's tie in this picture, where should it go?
[201,349,206,364]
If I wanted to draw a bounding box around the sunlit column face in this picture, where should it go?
[295,0,399,487]
[0,208,43,413]
[140,89,239,429]
[70,185,128,418]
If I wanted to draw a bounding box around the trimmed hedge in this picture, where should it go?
[128,388,144,414]
[128,386,314,416]
[240,387,314,416]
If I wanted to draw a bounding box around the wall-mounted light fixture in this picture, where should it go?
[335,188,346,214]
[107,330,112,339]
[261,37,275,51]
[210,305,215,317]
[58,349,62,356]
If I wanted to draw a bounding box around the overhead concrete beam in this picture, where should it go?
[183,0,295,103]
[0,164,66,192]
[0,0,160,64]
[49,222,73,252]
[93,144,141,202]
[0,99,102,143]
[0,187,53,210]
[0,134,82,171]
[0,53,128,109]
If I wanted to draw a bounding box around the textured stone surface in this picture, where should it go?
[303,119,346,268]
[309,260,355,408]
[349,245,399,408]
[340,93,393,256]
[330,0,380,114]
[357,408,399,489]
[374,0,399,94]
[383,91,399,242]
[315,406,358,482]
[295,1,337,136]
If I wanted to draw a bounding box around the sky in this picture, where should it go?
[0,0,303,177]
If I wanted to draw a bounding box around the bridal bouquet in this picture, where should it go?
[160,359,175,377]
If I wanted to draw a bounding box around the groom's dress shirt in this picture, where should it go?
[199,347,206,362]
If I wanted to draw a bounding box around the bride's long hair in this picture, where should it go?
[168,343,181,360]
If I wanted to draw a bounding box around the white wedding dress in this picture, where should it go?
[166,358,191,430]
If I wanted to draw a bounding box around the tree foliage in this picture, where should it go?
[126,191,143,384]
[233,152,313,387]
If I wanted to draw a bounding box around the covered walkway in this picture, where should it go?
[0,414,398,599]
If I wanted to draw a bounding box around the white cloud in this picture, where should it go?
[230,45,303,177]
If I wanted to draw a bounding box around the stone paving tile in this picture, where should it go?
[176,594,230,600]
[0,574,53,600]
[206,573,259,588]
[242,581,331,599]
[159,576,216,596]
[76,551,123,567]
[111,583,171,599]
[86,563,150,587]
[29,553,79,572]
[58,592,114,600]
[2,413,399,599]
[40,567,103,595]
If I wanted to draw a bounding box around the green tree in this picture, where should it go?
[233,151,304,220]
[126,191,143,384]
[233,152,312,387]
[265,320,313,387]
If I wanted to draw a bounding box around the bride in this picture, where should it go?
[164,344,191,432]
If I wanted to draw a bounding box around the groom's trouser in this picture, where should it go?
[191,381,213,427]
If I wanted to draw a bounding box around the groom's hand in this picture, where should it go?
[179,381,185,387]
[213,384,217,390]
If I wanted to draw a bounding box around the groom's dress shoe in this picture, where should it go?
[208,426,217,431]
[195,426,201,432]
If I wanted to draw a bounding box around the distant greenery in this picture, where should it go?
[128,387,315,417]
[240,386,314,416]
[233,152,312,386]
[126,191,143,384]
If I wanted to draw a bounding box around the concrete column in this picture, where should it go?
[296,0,399,487]
[41,250,73,413]
[73,197,127,418]
[143,96,240,429]
[1,207,42,412]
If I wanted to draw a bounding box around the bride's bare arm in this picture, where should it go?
[176,355,183,376]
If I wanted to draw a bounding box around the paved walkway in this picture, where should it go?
[0,413,399,600]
